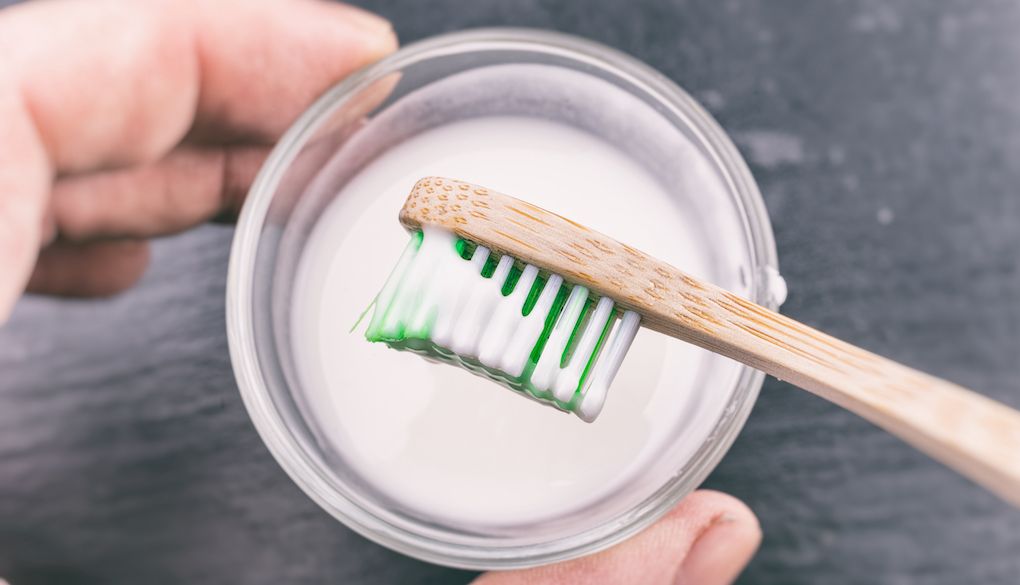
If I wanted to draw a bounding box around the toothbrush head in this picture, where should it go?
[365,177,642,422]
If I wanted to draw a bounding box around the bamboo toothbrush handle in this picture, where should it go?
[400,177,1020,507]
[651,292,1020,509]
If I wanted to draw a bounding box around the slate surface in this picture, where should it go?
[1,0,1018,583]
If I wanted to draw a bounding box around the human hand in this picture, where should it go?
[0,1,760,583]
[475,490,760,585]
[0,0,396,319]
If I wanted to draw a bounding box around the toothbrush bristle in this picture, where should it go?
[365,226,640,422]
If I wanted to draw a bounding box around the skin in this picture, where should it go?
[0,1,762,583]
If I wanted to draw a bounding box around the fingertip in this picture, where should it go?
[473,490,761,585]
[325,1,399,53]
[27,239,151,298]
[298,0,400,82]
[103,240,151,294]
[671,490,760,530]
[673,491,761,585]
[296,0,398,68]
[364,21,399,64]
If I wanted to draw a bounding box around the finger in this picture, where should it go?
[0,89,51,319]
[673,493,762,585]
[0,0,394,319]
[185,0,398,144]
[473,490,761,585]
[2,0,397,173]
[50,144,269,242]
[26,240,150,298]
[50,63,401,242]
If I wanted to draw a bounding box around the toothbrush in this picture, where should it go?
[365,176,1020,507]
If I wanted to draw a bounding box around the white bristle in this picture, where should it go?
[491,255,514,282]
[432,245,489,346]
[577,310,641,422]
[478,264,539,366]
[530,285,589,390]
[551,295,615,403]
[365,226,641,422]
[376,239,432,336]
[498,272,563,377]
[448,255,509,355]
[366,235,419,336]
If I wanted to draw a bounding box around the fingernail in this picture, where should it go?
[334,3,395,37]
[331,3,398,59]
[675,513,762,585]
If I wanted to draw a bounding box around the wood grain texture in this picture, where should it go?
[3,1,1020,584]
[402,177,1020,507]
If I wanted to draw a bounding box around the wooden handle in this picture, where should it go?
[400,177,1020,506]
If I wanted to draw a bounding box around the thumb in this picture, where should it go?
[473,490,761,585]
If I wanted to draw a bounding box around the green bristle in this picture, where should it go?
[501,264,523,296]
[521,275,547,316]
[480,254,499,278]
[560,297,594,368]
[528,284,570,364]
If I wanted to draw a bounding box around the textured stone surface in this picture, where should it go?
[1,0,1019,583]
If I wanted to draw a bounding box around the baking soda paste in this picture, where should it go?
[289,115,746,528]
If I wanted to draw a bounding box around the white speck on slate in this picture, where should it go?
[877,207,895,225]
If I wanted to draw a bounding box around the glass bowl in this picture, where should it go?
[226,28,783,570]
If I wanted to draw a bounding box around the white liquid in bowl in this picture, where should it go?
[290,115,746,529]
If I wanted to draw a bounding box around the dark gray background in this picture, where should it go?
[1,0,1018,583]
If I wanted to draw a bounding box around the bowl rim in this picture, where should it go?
[226,27,781,570]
